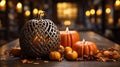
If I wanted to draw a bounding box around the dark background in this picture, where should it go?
[0,0,120,46]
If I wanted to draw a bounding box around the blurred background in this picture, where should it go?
[0,0,120,46]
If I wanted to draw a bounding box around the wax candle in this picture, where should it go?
[72,39,98,58]
[60,27,80,47]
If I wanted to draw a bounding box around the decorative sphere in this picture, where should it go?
[19,19,60,58]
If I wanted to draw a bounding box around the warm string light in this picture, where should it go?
[90,9,95,15]
[106,8,111,14]
[115,0,120,6]
[25,10,30,17]
[96,9,102,16]
[33,8,38,16]
[85,9,95,16]
[0,0,6,11]
[17,2,22,9]
[0,0,6,7]
[16,2,22,13]
[85,10,90,17]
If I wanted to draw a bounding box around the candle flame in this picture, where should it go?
[66,27,69,32]
[82,39,85,44]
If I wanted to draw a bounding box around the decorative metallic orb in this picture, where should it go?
[19,19,60,58]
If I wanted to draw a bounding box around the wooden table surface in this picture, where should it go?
[0,31,120,67]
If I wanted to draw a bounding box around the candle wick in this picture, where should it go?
[66,27,69,33]
[66,27,69,32]
[82,39,85,44]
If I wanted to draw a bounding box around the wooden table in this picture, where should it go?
[0,31,120,67]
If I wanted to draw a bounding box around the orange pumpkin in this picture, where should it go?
[65,50,78,60]
[64,47,72,54]
[58,45,65,54]
[72,40,98,58]
[60,28,80,47]
[49,51,61,61]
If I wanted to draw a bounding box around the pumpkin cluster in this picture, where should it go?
[49,45,78,61]
[64,47,78,60]
[95,47,120,62]
[59,28,98,60]
[49,39,98,61]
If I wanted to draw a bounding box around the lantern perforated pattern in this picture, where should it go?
[20,19,60,58]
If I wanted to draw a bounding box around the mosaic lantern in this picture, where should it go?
[19,10,60,58]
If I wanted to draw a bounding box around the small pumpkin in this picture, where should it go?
[103,50,111,57]
[49,51,61,61]
[112,51,120,59]
[60,27,80,47]
[64,47,72,54]
[72,40,98,58]
[58,45,64,54]
[65,50,78,60]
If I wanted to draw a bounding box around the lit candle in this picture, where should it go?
[72,39,98,59]
[60,27,80,47]
[16,2,22,13]
[82,39,85,44]
[0,0,6,11]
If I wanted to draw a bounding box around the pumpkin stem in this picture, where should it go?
[38,10,44,19]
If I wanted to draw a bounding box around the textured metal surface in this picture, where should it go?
[0,31,120,67]
[20,19,60,58]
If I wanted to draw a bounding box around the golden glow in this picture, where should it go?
[64,20,71,26]
[16,2,22,13]
[0,20,2,28]
[106,8,111,14]
[0,0,6,11]
[96,9,102,16]
[38,10,44,17]
[115,0,120,6]
[57,2,78,20]
[33,8,38,15]
[0,0,6,7]
[117,18,120,26]
[91,17,95,23]
[85,10,90,17]
[118,18,120,23]
[25,10,30,17]
[63,8,71,16]
[90,9,95,15]
[17,2,22,9]
[108,17,113,24]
